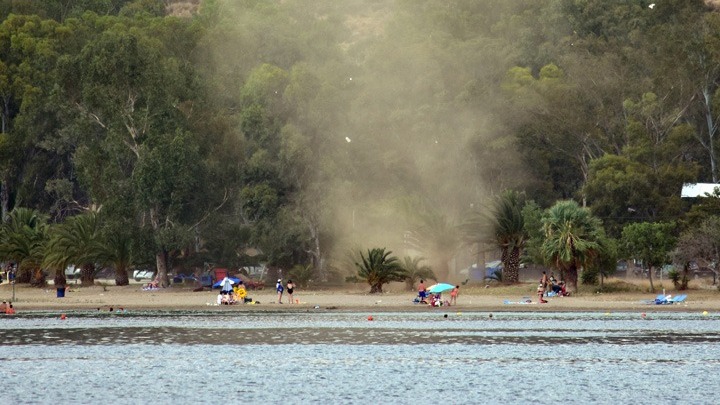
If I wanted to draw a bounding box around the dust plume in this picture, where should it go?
[197,0,531,278]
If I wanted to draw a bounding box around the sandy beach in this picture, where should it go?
[2,280,719,313]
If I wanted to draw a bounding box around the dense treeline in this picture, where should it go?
[1,0,720,290]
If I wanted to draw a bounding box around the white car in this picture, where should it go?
[133,269,156,282]
[65,265,81,279]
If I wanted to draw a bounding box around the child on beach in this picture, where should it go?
[276,279,284,304]
[450,285,459,306]
[537,284,548,303]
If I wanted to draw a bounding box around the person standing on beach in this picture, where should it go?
[276,278,284,303]
[286,279,295,304]
[450,285,459,306]
[540,271,548,295]
[537,284,548,303]
[418,279,427,303]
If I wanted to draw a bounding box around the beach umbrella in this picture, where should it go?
[426,283,454,294]
[213,277,240,289]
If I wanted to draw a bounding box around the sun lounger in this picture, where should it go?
[654,294,671,305]
[640,294,665,305]
[667,294,687,304]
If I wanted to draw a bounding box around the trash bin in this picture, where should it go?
[56,287,65,298]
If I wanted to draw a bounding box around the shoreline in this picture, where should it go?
[2,283,719,313]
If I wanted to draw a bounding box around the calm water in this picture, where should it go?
[1,311,719,404]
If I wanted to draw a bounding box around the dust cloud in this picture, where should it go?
[198,0,530,276]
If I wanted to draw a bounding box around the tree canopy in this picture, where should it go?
[2,1,720,288]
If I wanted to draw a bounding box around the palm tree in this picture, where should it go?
[541,200,603,292]
[99,228,133,286]
[410,211,459,281]
[44,212,106,286]
[0,208,49,285]
[355,248,404,293]
[401,256,436,291]
[489,191,527,283]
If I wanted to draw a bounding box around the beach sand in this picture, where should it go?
[2,281,719,313]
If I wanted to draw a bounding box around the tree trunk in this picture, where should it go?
[53,270,67,288]
[30,267,46,287]
[80,263,95,286]
[370,283,382,294]
[308,221,323,280]
[647,265,655,293]
[504,246,521,283]
[681,263,690,290]
[156,250,170,287]
[16,265,31,283]
[702,87,718,182]
[567,263,579,292]
[115,265,129,286]
[1,175,9,222]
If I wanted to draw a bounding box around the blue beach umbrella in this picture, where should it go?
[426,283,454,294]
[212,277,240,289]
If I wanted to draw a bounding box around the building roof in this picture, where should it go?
[681,183,720,198]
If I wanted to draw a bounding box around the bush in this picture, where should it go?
[581,269,598,285]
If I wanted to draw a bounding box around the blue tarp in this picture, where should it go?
[468,261,503,280]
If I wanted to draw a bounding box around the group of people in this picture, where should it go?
[275,278,295,304]
[218,277,250,305]
[0,300,15,314]
[538,271,570,303]
[417,280,459,307]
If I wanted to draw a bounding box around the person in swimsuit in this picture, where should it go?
[286,279,295,304]
[418,280,427,303]
[537,284,548,303]
[450,285,459,306]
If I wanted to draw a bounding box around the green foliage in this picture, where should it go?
[288,263,314,288]
[674,216,720,289]
[541,200,604,291]
[401,256,436,291]
[521,200,544,265]
[488,190,527,283]
[43,211,106,286]
[667,267,687,290]
[4,0,720,289]
[620,221,676,293]
[355,248,404,294]
[0,207,49,284]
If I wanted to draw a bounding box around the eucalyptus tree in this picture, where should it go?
[648,3,720,182]
[0,207,49,285]
[0,14,72,220]
[355,247,404,294]
[674,216,720,286]
[57,14,224,287]
[541,200,604,292]
[620,221,676,293]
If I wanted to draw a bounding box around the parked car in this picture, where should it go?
[95,267,115,279]
[688,261,716,279]
[133,269,156,282]
[173,273,198,284]
[65,265,81,280]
